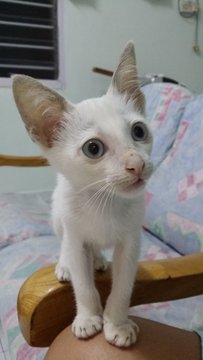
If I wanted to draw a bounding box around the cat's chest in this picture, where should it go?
[75,196,139,246]
[55,181,144,246]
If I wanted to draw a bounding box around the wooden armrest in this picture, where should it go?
[17,253,203,347]
[0,155,48,167]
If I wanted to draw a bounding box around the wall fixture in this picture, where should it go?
[178,0,200,53]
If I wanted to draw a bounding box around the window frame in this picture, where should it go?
[0,0,65,89]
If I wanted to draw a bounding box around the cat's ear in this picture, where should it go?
[108,41,145,114]
[12,75,73,148]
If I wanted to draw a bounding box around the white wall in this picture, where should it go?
[0,0,203,192]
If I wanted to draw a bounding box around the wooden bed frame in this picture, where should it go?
[1,154,203,348]
[0,154,48,167]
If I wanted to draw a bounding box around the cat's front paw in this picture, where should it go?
[103,319,139,347]
[72,314,103,339]
[55,263,70,282]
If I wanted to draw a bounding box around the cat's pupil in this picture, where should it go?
[82,138,104,159]
[134,125,144,138]
[131,122,148,141]
[88,142,99,155]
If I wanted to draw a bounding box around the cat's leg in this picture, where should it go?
[56,243,108,281]
[103,237,140,347]
[60,228,103,338]
[55,236,71,281]
[53,212,71,282]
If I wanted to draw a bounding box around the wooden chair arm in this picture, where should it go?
[0,154,48,167]
[17,252,203,347]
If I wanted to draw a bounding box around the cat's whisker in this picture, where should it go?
[108,175,132,187]
[76,183,112,223]
[100,184,114,218]
[76,178,107,195]
[91,184,112,218]
[106,185,115,212]
[65,180,109,215]
[65,185,109,220]
[109,185,116,212]
[86,181,113,219]
[94,192,106,219]
[84,183,110,210]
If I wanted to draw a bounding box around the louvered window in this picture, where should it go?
[0,0,61,83]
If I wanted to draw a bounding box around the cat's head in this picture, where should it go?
[12,42,153,199]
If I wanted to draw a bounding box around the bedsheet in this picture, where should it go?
[0,191,52,249]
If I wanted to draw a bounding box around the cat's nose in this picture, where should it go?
[125,151,145,177]
[126,163,145,176]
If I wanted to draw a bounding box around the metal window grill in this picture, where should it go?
[0,0,59,80]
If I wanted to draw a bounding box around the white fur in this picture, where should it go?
[45,91,153,346]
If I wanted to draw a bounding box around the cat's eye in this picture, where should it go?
[82,139,105,159]
[131,122,148,141]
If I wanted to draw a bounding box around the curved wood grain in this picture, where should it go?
[0,154,48,167]
[17,252,203,347]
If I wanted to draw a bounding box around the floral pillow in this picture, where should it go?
[144,93,203,254]
[0,191,53,249]
[143,83,192,169]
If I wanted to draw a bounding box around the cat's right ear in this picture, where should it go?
[12,75,74,148]
[108,41,145,114]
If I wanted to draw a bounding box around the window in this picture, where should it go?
[0,0,63,87]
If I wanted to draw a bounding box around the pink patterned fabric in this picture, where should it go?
[144,93,203,254]
[0,192,53,249]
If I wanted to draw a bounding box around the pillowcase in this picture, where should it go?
[143,83,192,168]
[0,191,53,249]
[144,93,203,254]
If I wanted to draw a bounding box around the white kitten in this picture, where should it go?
[13,42,153,347]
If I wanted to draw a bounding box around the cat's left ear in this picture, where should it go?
[108,41,145,114]
[12,75,74,148]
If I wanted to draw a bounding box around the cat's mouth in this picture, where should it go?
[122,178,145,192]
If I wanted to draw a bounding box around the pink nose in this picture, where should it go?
[125,151,145,177]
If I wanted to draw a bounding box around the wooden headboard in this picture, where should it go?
[0,154,48,167]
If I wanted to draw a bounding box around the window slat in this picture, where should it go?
[0,43,54,50]
[0,64,55,70]
[0,2,53,25]
[0,0,53,8]
[0,20,53,29]
[0,0,58,80]
[0,25,54,45]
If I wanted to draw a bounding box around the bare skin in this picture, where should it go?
[45,316,201,360]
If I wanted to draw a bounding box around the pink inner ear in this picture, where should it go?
[40,114,64,148]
